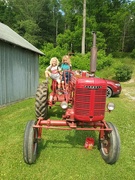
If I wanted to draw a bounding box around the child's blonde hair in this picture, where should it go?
[62,55,71,65]
[50,57,59,66]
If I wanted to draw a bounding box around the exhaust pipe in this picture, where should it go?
[90,32,97,76]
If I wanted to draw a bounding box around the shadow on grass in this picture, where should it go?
[37,130,99,156]
[47,104,64,119]
[112,95,120,98]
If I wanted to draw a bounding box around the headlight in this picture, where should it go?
[60,101,68,109]
[107,103,115,111]
[115,83,121,87]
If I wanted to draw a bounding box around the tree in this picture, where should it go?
[3,0,64,47]
[0,0,16,28]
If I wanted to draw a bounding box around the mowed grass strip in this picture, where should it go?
[0,89,135,180]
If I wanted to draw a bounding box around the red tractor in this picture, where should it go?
[23,32,120,165]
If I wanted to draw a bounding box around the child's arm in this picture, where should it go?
[46,65,51,71]
[58,66,62,75]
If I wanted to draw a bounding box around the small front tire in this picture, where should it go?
[23,120,38,164]
[99,122,121,164]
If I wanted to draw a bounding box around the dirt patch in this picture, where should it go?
[124,78,135,84]
[122,78,135,100]
[122,89,135,100]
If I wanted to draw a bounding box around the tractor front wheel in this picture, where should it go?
[23,120,38,164]
[99,122,120,164]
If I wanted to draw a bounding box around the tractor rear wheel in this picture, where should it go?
[99,122,120,164]
[35,82,48,120]
[23,120,38,164]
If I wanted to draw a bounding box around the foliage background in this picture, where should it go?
[1,0,134,80]
[0,0,135,54]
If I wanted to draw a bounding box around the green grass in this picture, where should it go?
[0,89,135,180]
[1,59,135,180]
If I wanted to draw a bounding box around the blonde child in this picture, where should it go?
[61,55,72,90]
[45,57,61,89]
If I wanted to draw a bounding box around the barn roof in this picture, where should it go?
[0,22,44,55]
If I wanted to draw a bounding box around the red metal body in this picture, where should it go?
[35,71,111,140]
[34,117,112,140]
[72,76,107,122]
[48,71,107,121]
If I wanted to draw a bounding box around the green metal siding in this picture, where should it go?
[0,41,39,106]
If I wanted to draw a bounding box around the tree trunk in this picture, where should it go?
[81,0,86,54]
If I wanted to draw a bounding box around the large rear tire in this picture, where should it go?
[23,120,38,164]
[99,122,121,164]
[35,82,48,120]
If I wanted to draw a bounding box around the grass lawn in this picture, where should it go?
[0,79,135,180]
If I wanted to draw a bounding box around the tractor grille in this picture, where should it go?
[74,83,106,121]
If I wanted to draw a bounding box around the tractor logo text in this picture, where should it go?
[85,85,102,89]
